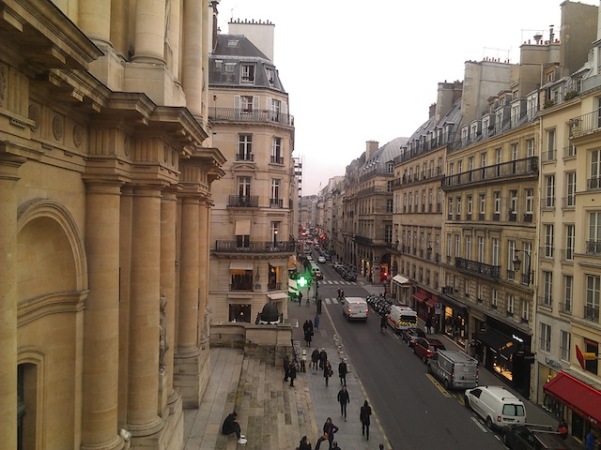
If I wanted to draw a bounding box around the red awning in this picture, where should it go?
[413,291,428,303]
[426,298,438,310]
[543,371,601,425]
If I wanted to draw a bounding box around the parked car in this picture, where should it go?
[344,271,357,282]
[325,253,332,261]
[413,337,446,363]
[464,385,526,430]
[401,327,427,347]
[503,424,568,450]
[317,255,326,263]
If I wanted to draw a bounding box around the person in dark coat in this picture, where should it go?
[221,411,246,444]
[314,432,328,450]
[289,360,297,387]
[311,348,320,371]
[298,435,312,450]
[360,400,372,440]
[338,359,348,385]
[322,417,339,449]
[324,361,332,387]
[303,320,310,334]
[314,313,320,330]
[337,385,350,420]
[283,354,290,381]
[319,348,328,369]
[304,328,313,347]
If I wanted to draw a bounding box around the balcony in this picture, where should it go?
[270,155,284,164]
[558,302,572,314]
[209,107,294,127]
[586,240,601,255]
[268,282,282,290]
[228,195,259,208]
[230,282,254,291]
[538,295,553,308]
[541,149,556,163]
[236,153,254,162]
[568,111,601,139]
[455,257,500,280]
[584,305,600,322]
[215,240,295,254]
[269,198,284,208]
[354,235,373,245]
[587,176,601,191]
[441,157,538,191]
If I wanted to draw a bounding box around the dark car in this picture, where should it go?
[344,271,357,282]
[413,337,446,363]
[503,424,568,450]
[401,327,427,347]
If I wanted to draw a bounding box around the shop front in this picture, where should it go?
[439,291,468,347]
[543,370,601,442]
[475,319,532,398]
[412,287,438,323]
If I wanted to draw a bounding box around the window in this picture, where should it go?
[493,191,501,216]
[563,275,573,313]
[509,190,518,214]
[386,198,393,213]
[588,211,601,254]
[479,194,486,216]
[271,137,283,164]
[522,299,530,323]
[492,238,499,266]
[526,138,535,157]
[429,188,434,211]
[271,178,281,199]
[543,271,553,306]
[566,224,575,261]
[240,63,255,83]
[385,225,392,243]
[447,197,453,218]
[480,152,487,169]
[238,134,253,160]
[508,240,517,280]
[540,323,551,352]
[456,195,462,218]
[492,288,498,309]
[467,195,473,216]
[544,224,554,258]
[560,331,571,361]
[455,235,461,258]
[465,235,472,260]
[241,95,254,113]
[447,233,452,260]
[566,172,576,207]
[585,275,600,321]
[544,175,555,208]
[238,176,251,197]
[478,236,485,262]
[546,129,556,161]
[507,294,515,315]
[525,189,534,215]
[511,143,519,173]
[270,221,280,244]
[270,98,281,122]
[266,67,275,85]
[522,242,533,284]
[590,149,601,189]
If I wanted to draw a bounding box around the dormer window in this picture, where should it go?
[241,64,255,83]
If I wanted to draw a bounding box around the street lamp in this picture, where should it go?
[513,249,534,285]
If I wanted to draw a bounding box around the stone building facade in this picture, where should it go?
[1,1,224,448]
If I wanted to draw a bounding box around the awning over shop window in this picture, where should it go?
[234,219,251,235]
[392,274,411,285]
[413,291,428,302]
[476,328,518,358]
[229,261,253,270]
[267,292,288,300]
[544,371,601,425]
[426,298,438,310]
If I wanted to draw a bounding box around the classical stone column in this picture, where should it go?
[198,199,210,337]
[79,0,111,44]
[127,185,163,436]
[0,155,25,450]
[160,190,178,406]
[178,195,200,350]
[133,0,167,63]
[182,0,203,117]
[81,181,123,450]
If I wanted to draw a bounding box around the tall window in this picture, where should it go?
[478,236,485,262]
[544,224,554,258]
[544,175,555,208]
[270,221,280,244]
[479,194,486,216]
[455,235,461,258]
[386,198,393,213]
[525,189,534,215]
[238,176,251,197]
[467,195,473,217]
[566,224,575,261]
[507,294,515,315]
[465,235,472,260]
[546,128,556,161]
[564,275,573,313]
[447,233,452,260]
[492,288,498,308]
[589,211,601,254]
[493,191,501,215]
[585,275,600,321]
[522,242,533,284]
[590,149,601,189]
[543,271,553,306]
[526,138,535,157]
[241,95,254,113]
[271,179,281,200]
[540,323,551,352]
[385,225,393,243]
[271,137,283,163]
[511,143,519,173]
[510,190,518,214]
[238,134,253,160]
[560,331,571,361]
[508,240,517,280]
[566,172,576,207]
[522,299,530,323]
[492,238,499,266]
[270,98,281,122]
[240,63,255,83]
[456,195,462,218]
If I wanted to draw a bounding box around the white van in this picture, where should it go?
[428,350,478,390]
[464,385,526,430]
[341,297,368,321]
[386,305,417,333]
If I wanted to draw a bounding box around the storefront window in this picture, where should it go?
[492,353,513,381]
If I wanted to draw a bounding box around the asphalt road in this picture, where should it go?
[313,256,507,450]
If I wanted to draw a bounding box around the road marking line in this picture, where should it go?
[471,416,489,433]
[425,373,451,398]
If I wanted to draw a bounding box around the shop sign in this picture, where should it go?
[544,357,562,369]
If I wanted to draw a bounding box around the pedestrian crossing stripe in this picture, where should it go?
[324,298,339,305]
[321,280,358,286]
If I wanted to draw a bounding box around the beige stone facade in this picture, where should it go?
[1,1,224,448]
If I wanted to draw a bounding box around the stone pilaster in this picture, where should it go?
[127,186,163,436]
[0,155,25,450]
[79,0,111,45]
[182,0,203,117]
[81,181,123,450]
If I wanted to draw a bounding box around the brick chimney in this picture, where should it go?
[365,140,379,160]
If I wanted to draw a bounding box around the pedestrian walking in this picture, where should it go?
[303,319,310,334]
[338,359,348,385]
[304,328,313,347]
[314,314,320,330]
[283,354,290,382]
[324,361,333,387]
[319,348,328,370]
[340,288,344,299]
[298,291,303,305]
[298,435,312,450]
[289,360,297,387]
[322,417,339,449]
[360,400,372,440]
[337,385,350,420]
[311,348,320,371]
[425,315,433,334]
[337,288,342,300]
[314,432,328,450]
[308,319,314,335]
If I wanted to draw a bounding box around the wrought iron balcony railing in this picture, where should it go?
[228,195,259,208]
[215,240,295,253]
[209,107,294,126]
[269,198,284,208]
[455,257,500,279]
[270,155,284,164]
[442,157,538,190]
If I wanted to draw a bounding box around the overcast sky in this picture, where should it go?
[216,0,595,195]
